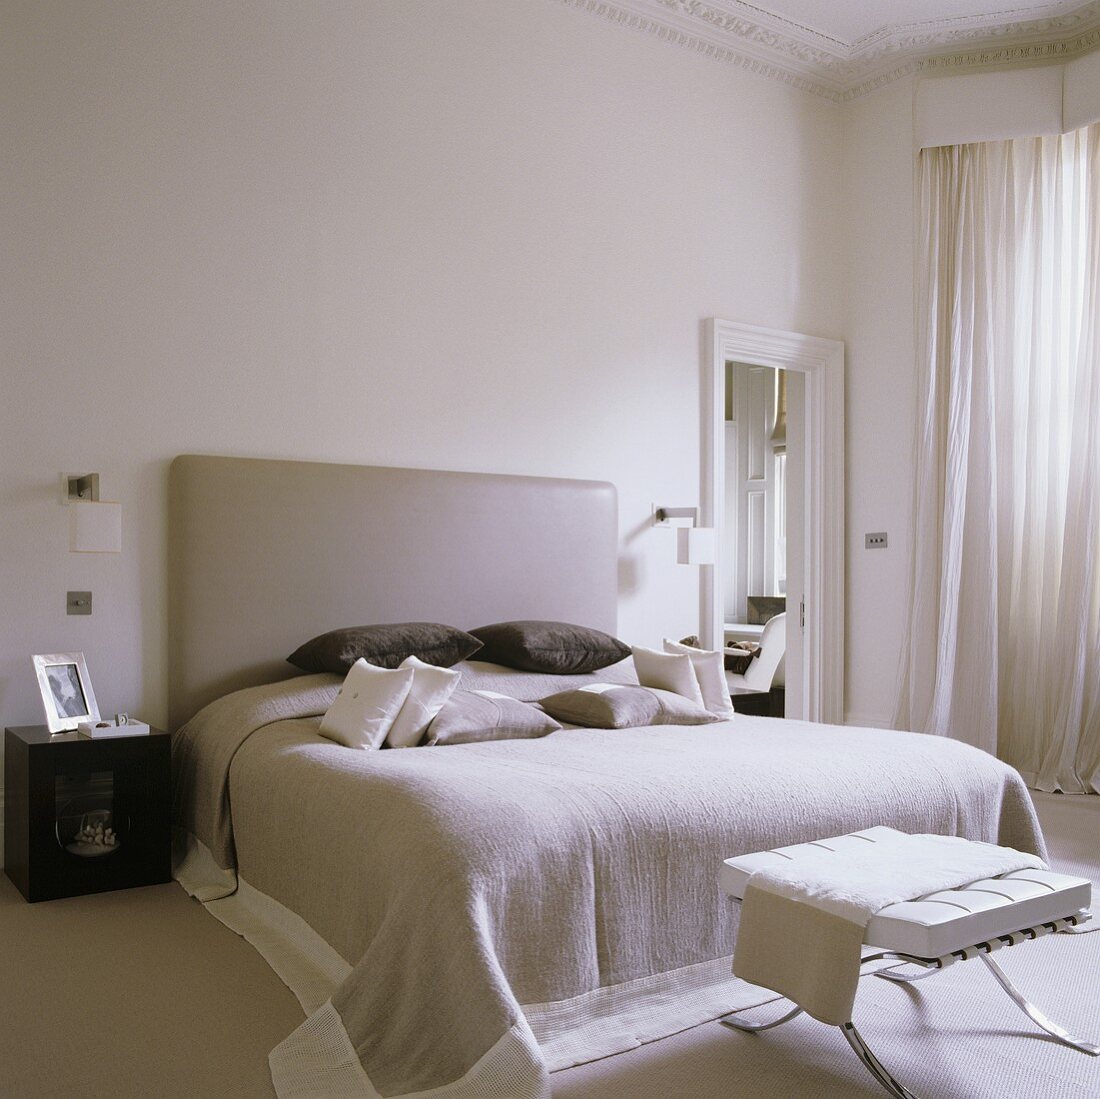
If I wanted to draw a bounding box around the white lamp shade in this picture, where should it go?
[676,526,715,565]
[70,501,122,553]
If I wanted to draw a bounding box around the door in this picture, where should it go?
[704,319,845,724]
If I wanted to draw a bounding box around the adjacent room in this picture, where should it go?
[2,2,1098,1097]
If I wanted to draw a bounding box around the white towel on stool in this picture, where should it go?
[733,830,1046,1025]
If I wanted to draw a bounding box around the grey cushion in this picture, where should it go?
[539,684,721,729]
[288,623,483,674]
[469,620,630,675]
[425,690,562,746]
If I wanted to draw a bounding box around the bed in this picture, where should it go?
[168,455,1045,1099]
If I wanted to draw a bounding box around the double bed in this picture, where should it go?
[168,455,1044,1098]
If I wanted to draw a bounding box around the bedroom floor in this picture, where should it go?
[0,793,1097,1098]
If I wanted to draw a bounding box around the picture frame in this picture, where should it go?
[32,652,100,733]
[746,596,787,625]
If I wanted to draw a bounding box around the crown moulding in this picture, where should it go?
[559,0,1100,101]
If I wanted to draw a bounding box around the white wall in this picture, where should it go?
[0,0,845,744]
[841,78,918,727]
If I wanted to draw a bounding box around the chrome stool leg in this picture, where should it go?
[865,953,942,984]
[875,965,941,983]
[721,1006,919,1097]
[720,914,1094,1096]
[871,959,941,985]
[720,1001,804,1033]
[980,954,1100,1055]
[840,1021,921,1099]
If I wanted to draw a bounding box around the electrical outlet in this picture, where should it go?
[865,532,888,549]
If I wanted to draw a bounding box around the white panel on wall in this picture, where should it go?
[784,372,805,719]
[747,367,769,482]
[723,422,739,621]
[747,490,766,598]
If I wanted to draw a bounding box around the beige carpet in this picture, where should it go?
[0,793,1097,1098]
[0,877,301,1097]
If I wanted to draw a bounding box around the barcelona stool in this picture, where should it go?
[719,827,1097,1098]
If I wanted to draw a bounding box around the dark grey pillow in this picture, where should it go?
[540,684,721,729]
[288,623,483,674]
[424,690,561,746]
[469,620,630,675]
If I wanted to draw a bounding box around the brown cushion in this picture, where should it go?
[539,684,721,729]
[424,690,561,746]
[288,623,482,674]
[469,620,630,675]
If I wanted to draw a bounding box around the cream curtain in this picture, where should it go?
[896,122,1100,793]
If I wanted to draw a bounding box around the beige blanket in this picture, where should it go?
[171,679,1046,1098]
[734,830,1047,1025]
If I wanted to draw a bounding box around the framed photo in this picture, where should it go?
[746,596,786,625]
[33,652,100,733]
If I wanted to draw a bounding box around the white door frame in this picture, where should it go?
[702,319,845,723]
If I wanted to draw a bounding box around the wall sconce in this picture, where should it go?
[654,506,716,566]
[676,526,715,565]
[65,473,122,553]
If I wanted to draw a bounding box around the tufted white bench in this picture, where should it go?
[720,827,1097,1099]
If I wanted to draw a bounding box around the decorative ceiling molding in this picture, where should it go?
[559,0,1100,101]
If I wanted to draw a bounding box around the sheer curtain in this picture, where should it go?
[896,122,1100,793]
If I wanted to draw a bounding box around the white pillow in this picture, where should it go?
[319,659,415,749]
[630,645,705,708]
[385,655,462,748]
[662,638,734,720]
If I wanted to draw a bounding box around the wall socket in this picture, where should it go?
[865,532,888,549]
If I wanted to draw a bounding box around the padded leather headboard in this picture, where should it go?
[167,455,618,730]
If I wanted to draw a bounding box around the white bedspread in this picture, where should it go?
[172,678,1046,1098]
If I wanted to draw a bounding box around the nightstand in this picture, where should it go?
[4,724,171,902]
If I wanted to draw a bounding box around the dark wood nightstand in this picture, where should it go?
[4,724,171,902]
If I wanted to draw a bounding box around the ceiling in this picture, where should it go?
[564,0,1100,99]
[751,1,1089,45]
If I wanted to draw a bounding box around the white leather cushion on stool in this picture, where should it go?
[721,826,1092,960]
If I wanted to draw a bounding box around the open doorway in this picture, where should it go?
[722,362,800,717]
[702,320,845,724]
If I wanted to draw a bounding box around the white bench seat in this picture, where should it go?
[718,826,1097,1098]
[720,827,1091,959]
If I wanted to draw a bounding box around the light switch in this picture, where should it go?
[67,591,92,615]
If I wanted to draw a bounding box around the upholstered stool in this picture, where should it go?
[719,827,1096,1099]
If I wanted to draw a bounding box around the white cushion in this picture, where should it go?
[662,638,734,719]
[720,827,1092,959]
[630,646,705,708]
[319,659,415,749]
[385,655,462,748]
